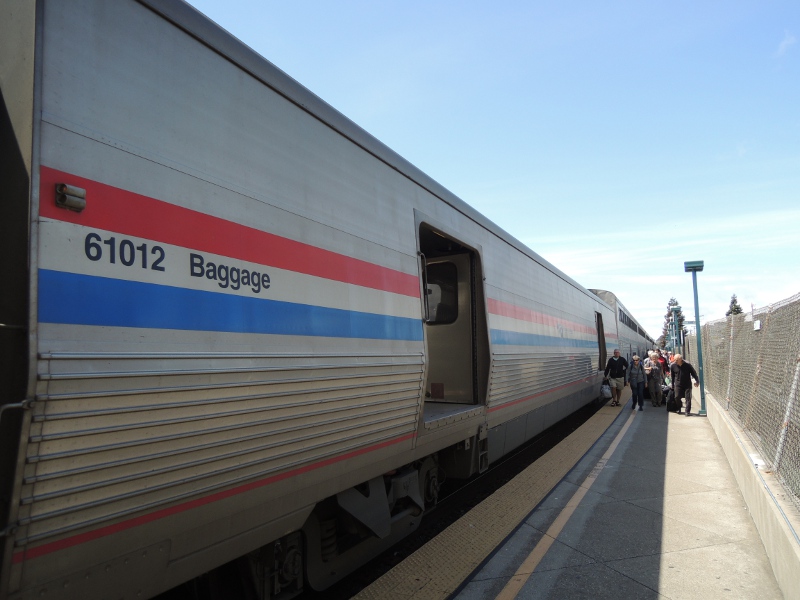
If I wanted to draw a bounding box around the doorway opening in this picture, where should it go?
[418,223,489,424]
[595,311,607,371]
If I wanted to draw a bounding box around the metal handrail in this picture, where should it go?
[0,400,32,422]
[0,400,33,538]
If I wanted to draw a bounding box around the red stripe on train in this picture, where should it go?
[13,432,416,564]
[487,298,597,336]
[40,166,420,298]
[488,375,596,413]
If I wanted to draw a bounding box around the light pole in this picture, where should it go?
[667,314,672,352]
[684,260,706,416]
[672,305,682,356]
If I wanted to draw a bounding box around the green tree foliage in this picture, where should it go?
[725,294,744,316]
[657,297,687,349]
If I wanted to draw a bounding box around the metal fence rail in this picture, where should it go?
[685,292,800,509]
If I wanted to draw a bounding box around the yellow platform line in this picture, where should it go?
[352,394,629,600]
[494,409,637,599]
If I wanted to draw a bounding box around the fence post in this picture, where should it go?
[744,305,772,430]
[725,318,734,411]
[774,355,800,472]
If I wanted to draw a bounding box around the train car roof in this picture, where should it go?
[590,289,653,341]
[137,0,604,305]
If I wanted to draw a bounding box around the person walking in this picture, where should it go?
[669,354,700,416]
[603,349,628,407]
[627,355,647,411]
[656,349,669,375]
[644,351,664,406]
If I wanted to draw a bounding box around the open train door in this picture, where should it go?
[416,218,490,425]
[595,311,607,371]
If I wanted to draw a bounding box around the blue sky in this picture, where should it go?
[185,0,799,339]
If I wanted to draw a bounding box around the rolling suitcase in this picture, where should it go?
[666,389,680,412]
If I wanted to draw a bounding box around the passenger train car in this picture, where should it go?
[589,290,655,361]
[0,1,651,598]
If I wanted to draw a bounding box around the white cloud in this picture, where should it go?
[525,209,800,339]
[775,31,796,57]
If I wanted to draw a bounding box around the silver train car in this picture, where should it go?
[0,1,650,598]
[589,290,655,361]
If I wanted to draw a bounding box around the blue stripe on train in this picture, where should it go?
[38,270,424,341]
[491,329,598,348]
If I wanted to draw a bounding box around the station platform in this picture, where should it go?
[354,388,789,599]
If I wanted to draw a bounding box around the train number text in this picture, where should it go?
[84,232,166,271]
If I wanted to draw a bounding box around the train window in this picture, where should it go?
[425,262,458,324]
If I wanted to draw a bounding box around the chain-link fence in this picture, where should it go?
[685,292,800,510]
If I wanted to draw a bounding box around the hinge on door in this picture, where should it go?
[419,251,430,322]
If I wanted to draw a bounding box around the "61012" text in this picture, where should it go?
[84,232,166,271]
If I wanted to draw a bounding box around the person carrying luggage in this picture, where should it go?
[669,354,700,416]
[603,349,628,407]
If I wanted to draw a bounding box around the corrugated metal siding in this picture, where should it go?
[488,352,595,411]
[20,351,423,544]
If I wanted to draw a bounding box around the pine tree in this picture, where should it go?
[725,294,744,316]
[658,297,687,349]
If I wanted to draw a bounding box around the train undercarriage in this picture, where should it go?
[215,456,442,600]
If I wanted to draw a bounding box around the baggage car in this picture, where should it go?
[0,1,651,597]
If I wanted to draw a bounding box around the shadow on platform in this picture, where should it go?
[455,389,782,599]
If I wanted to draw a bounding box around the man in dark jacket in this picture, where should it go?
[669,354,700,416]
[604,349,628,407]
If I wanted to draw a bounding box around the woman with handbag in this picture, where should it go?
[644,351,664,406]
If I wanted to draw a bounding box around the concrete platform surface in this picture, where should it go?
[455,397,784,599]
